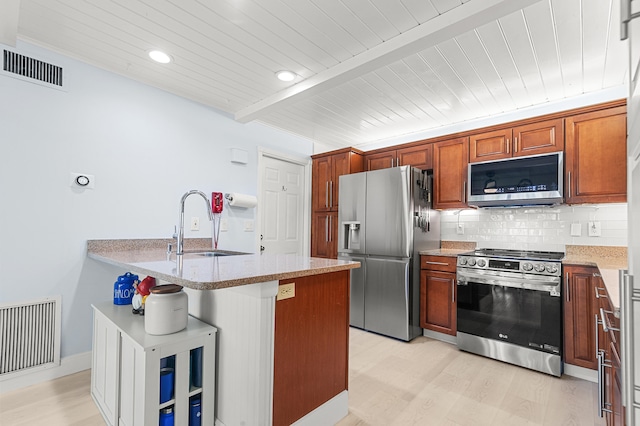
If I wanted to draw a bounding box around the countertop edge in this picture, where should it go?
[87,251,360,290]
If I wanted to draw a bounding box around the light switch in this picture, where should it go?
[570,223,582,237]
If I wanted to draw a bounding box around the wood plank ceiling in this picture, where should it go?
[7,0,628,149]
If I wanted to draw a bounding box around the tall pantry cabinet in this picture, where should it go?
[311,148,364,259]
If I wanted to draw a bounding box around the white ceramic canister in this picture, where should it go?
[144,284,188,335]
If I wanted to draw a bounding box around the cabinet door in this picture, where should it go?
[331,152,351,210]
[398,144,433,170]
[565,107,627,204]
[469,128,512,163]
[92,312,120,426]
[433,137,468,209]
[563,265,598,369]
[420,270,456,335]
[512,118,564,157]
[365,150,396,171]
[312,156,332,211]
[311,212,337,258]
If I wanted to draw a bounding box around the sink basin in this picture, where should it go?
[191,251,246,257]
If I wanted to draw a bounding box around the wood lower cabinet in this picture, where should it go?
[311,212,337,259]
[469,118,563,163]
[563,264,599,370]
[420,255,457,336]
[433,137,468,209]
[365,144,433,171]
[565,106,627,204]
[274,271,349,426]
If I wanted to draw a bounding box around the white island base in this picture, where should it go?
[185,279,349,426]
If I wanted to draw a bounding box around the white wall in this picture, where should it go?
[0,41,313,359]
[441,203,628,252]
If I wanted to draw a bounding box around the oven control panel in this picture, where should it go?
[457,255,561,276]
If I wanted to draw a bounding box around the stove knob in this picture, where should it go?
[458,257,467,265]
[477,259,486,268]
[522,262,534,271]
[546,264,558,274]
[468,258,477,266]
[534,263,546,273]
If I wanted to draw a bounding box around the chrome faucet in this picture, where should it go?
[176,190,213,255]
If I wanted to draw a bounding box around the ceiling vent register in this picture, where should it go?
[3,49,63,87]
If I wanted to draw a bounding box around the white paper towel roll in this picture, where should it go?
[226,193,258,208]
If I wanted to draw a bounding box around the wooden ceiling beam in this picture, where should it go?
[235,0,543,123]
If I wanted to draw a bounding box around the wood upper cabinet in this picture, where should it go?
[565,106,627,204]
[563,264,599,370]
[312,149,364,212]
[420,255,457,336]
[365,144,433,171]
[469,118,564,163]
[433,137,468,209]
[311,148,363,258]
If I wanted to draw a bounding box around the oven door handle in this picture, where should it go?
[457,269,561,292]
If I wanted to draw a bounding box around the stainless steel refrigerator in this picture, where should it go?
[337,166,440,341]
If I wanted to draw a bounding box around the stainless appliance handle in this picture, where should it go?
[457,268,560,292]
[597,350,613,417]
[568,171,571,199]
[565,272,570,302]
[621,272,637,425]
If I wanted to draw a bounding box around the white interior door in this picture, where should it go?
[259,154,307,255]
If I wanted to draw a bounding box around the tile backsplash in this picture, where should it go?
[439,203,627,253]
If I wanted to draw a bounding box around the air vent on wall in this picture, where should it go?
[3,49,63,87]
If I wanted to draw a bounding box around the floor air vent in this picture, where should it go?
[3,49,63,87]
[0,296,62,379]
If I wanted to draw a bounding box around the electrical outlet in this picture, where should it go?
[277,283,295,301]
[220,218,228,232]
[456,223,464,235]
[244,220,254,232]
[191,217,200,231]
[588,221,602,237]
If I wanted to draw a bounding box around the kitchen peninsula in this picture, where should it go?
[87,239,359,426]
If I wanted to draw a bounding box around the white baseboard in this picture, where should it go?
[0,351,92,394]
[563,363,598,383]
[292,391,349,426]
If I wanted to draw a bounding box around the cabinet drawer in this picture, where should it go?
[421,255,457,272]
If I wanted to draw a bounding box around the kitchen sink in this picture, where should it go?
[192,251,246,257]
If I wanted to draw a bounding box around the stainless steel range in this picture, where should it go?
[456,248,564,377]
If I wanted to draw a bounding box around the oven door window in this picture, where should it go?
[457,282,561,354]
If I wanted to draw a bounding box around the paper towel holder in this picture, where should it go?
[224,193,257,208]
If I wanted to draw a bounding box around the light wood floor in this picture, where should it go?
[0,328,604,426]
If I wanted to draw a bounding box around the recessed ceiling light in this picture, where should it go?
[276,70,296,82]
[148,50,172,64]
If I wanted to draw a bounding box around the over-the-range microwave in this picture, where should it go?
[467,152,563,207]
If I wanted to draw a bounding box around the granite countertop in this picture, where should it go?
[87,239,360,290]
[419,248,471,257]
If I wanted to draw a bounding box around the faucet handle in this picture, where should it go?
[172,225,177,239]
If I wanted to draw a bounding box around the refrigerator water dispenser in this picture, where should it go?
[341,221,361,251]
